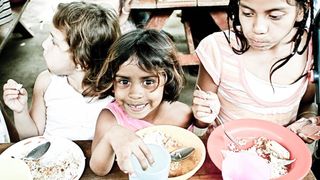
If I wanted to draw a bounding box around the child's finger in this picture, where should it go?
[193,97,211,108]
[139,143,154,166]
[195,105,212,114]
[131,146,150,171]
[117,157,134,175]
[196,111,216,124]
[193,89,208,100]
[4,80,22,91]
[297,132,314,144]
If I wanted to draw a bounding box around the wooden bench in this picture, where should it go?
[131,0,229,66]
[0,0,33,54]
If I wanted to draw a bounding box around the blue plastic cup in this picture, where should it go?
[129,144,171,180]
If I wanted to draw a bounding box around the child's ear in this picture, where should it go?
[296,8,304,22]
[296,3,308,22]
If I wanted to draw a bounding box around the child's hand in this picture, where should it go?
[109,125,154,175]
[3,79,28,113]
[287,117,318,144]
[192,89,221,124]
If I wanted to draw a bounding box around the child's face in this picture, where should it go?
[42,27,76,75]
[238,0,303,50]
[114,60,166,120]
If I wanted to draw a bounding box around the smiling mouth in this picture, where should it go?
[127,103,147,111]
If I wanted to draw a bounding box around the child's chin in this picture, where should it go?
[127,111,149,120]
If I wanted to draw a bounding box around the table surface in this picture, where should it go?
[0,136,316,180]
[131,0,229,9]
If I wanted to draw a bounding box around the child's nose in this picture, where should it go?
[42,37,50,50]
[128,83,144,99]
[253,17,268,35]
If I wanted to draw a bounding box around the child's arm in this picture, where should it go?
[3,71,49,139]
[119,0,132,26]
[192,63,221,133]
[287,82,317,143]
[90,109,154,176]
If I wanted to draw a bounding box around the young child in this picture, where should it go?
[2,1,121,140]
[89,29,192,176]
[96,0,136,34]
[192,0,317,142]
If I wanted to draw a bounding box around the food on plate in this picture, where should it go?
[226,137,295,179]
[141,130,200,177]
[1,136,86,180]
[21,151,83,180]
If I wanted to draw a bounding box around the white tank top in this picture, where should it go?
[43,74,113,140]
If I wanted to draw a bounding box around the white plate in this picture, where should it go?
[1,136,85,180]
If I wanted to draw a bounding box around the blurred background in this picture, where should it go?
[0,0,198,118]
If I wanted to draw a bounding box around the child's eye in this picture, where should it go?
[142,78,159,90]
[143,79,156,86]
[269,14,283,20]
[119,79,129,85]
[49,34,57,46]
[51,39,57,46]
[115,78,130,88]
[240,9,254,17]
[242,12,254,17]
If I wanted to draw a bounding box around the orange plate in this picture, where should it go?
[207,119,312,180]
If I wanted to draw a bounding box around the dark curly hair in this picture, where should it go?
[95,29,185,102]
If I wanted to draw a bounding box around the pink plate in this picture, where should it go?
[207,119,312,180]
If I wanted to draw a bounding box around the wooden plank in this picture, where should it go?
[197,0,229,6]
[0,0,32,54]
[131,0,157,9]
[157,0,197,8]
[209,10,228,30]
[178,53,199,66]
[183,20,195,53]
[145,9,173,30]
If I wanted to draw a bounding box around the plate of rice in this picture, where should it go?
[136,125,206,180]
[207,119,312,180]
[0,136,85,180]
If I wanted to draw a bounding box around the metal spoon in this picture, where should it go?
[24,141,51,160]
[196,84,242,149]
[170,147,195,162]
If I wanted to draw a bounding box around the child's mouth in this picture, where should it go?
[127,103,147,112]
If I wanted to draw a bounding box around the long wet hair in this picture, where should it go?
[225,0,314,85]
[94,29,185,102]
[53,1,121,96]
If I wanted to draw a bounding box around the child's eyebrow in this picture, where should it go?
[115,75,129,78]
[239,2,286,12]
[115,75,158,79]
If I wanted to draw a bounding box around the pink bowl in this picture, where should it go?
[207,119,312,180]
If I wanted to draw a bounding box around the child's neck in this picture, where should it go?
[142,102,164,124]
[67,72,85,94]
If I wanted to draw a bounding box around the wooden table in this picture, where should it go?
[0,137,316,179]
[0,0,33,54]
[130,0,229,66]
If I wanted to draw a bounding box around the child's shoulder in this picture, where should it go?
[199,30,235,48]
[34,70,52,93]
[160,101,192,128]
